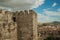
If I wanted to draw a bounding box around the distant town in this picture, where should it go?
[38,21,60,40]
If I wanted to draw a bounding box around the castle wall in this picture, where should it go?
[16,10,38,40]
[0,9,38,40]
[0,10,17,40]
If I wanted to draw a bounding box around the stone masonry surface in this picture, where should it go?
[0,9,38,40]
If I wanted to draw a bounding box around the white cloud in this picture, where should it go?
[0,0,44,11]
[45,11,60,16]
[37,14,54,23]
[37,8,60,23]
[37,13,60,23]
[52,3,57,7]
[43,8,60,16]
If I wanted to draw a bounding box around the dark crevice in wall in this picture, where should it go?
[12,17,16,22]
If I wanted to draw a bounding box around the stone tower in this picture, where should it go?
[0,9,38,40]
[16,10,38,40]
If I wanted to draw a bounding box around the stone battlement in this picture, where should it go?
[0,9,38,40]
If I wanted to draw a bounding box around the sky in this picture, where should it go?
[0,0,44,11]
[0,0,60,23]
[33,0,60,23]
